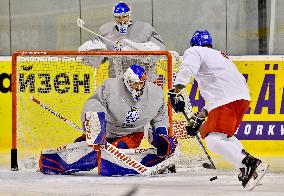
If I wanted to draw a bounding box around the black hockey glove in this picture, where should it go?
[168,89,185,113]
[185,112,205,136]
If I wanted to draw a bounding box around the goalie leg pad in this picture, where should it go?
[99,146,146,176]
[99,158,138,176]
[40,150,98,175]
[99,145,161,176]
[39,153,70,174]
[68,151,98,173]
[99,153,171,176]
[39,142,98,175]
[99,154,167,176]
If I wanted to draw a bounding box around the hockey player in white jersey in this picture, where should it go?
[40,64,177,176]
[168,30,268,190]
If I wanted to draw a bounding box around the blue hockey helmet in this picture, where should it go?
[190,30,213,47]
[113,2,132,34]
[124,64,147,101]
[113,2,131,16]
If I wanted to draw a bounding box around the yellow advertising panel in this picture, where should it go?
[0,57,12,154]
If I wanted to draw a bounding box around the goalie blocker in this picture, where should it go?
[40,111,178,176]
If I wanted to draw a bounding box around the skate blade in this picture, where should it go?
[245,163,269,191]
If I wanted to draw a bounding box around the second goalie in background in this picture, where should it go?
[78,1,165,78]
[78,1,165,51]
[39,64,177,176]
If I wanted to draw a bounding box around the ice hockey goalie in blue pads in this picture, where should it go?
[40,115,177,176]
[40,64,178,176]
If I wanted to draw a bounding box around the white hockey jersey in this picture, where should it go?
[98,21,165,50]
[174,46,251,112]
[82,78,169,138]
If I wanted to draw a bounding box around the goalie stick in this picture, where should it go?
[30,96,177,176]
[77,18,116,46]
[30,96,83,131]
[181,110,216,169]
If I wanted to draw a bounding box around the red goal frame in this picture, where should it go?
[11,50,173,170]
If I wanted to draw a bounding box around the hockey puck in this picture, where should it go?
[202,163,214,169]
[210,176,217,181]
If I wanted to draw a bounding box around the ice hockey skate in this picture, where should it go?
[238,150,269,191]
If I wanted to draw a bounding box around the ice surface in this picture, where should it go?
[1,153,283,195]
[0,167,283,196]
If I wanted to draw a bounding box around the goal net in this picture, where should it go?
[11,50,212,172]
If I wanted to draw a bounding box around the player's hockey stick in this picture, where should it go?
[30,96,176,176]
[181,110,216,169]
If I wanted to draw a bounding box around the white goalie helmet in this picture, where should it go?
[123,64,147,101]
[113,1,132,34]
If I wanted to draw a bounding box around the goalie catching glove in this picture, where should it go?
[185,112,205,136]
[152,127,177,157]
[168,88,186,113]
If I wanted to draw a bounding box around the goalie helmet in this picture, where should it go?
[123,64,147,101]
[113,2,132,34]
[190,30,213,47]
